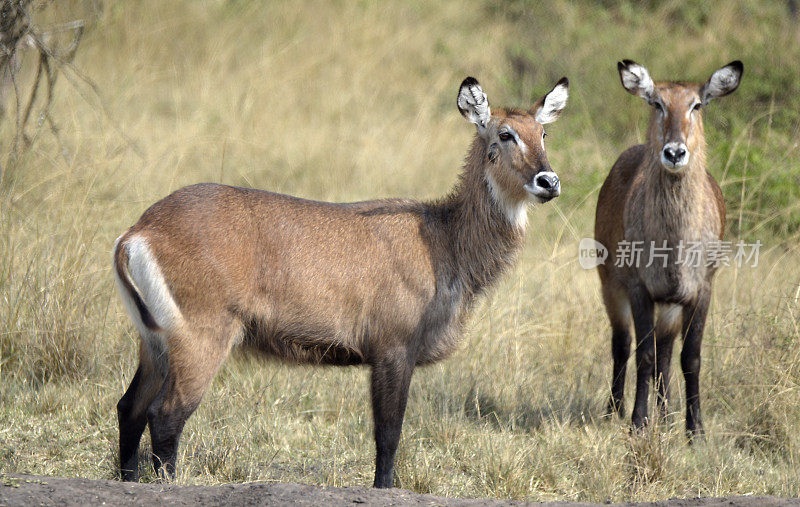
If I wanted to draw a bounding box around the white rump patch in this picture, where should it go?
[535,81,569,124]
[620,61,655,102]
[114,235,183,339]
[113,236,142,333]
[486,173,528,229]
[113,237,166,358]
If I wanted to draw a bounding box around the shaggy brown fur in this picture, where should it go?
[596,60,742,437]
[113,76,569,487]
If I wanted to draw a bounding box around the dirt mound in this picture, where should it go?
[0,473,796,506]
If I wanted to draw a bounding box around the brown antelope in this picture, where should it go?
[596,60,742,437]
[113,76,569,487]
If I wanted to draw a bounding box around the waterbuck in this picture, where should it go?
[596,60,742,437]
[113,76,570,487]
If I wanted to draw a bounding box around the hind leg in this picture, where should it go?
[602,282,633,416]
[118,340,167,481]
[146,322,238,480]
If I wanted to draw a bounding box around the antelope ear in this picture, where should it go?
[531,77,569,124]
[701,60,743,105]
[457,77,491,130]
[618,59,655,103]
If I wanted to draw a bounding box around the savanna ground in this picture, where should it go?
[1,0,799,503]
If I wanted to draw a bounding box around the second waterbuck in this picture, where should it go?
[596,60,742,437]
[113,76,570,487]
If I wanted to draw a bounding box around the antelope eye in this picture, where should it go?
[542,132,547,139]
[498,131,513,142]
[692,102,702,111]
[654,102,664,113]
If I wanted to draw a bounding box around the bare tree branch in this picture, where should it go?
[0,1,110,181]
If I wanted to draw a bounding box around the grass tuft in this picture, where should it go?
[1,0,799,502]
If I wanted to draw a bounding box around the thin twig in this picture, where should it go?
[9,46,22,162]
[20,49,43,137]
[1,2,100,174]
[29,29,146,160]
[46,113,70,164]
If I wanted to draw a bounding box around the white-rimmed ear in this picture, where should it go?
[532,77,569,124]
[701,60,743,105]
[457,77,491,130]
[618,60,655,103]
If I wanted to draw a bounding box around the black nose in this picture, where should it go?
[663,146,686,164]
[535,172,559,192]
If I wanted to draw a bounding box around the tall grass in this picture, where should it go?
[0,0,799,501]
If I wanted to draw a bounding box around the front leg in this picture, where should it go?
[653,331,676,421]
[629,285,655,430]
[370,349,415,488]
[681,286,711,439]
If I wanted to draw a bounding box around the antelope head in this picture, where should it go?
[457,76,569,211]
[618,59,743,175]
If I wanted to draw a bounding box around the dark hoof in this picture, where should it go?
[120,471,139,482]
[630,415,648,434]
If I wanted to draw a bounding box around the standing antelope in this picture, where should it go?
[596,60,742,437]
[114,76,570,487]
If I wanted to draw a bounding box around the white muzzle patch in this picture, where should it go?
[524,171,561,203]
[661,142,690,172]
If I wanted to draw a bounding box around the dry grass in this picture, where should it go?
[1,0,799,502]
